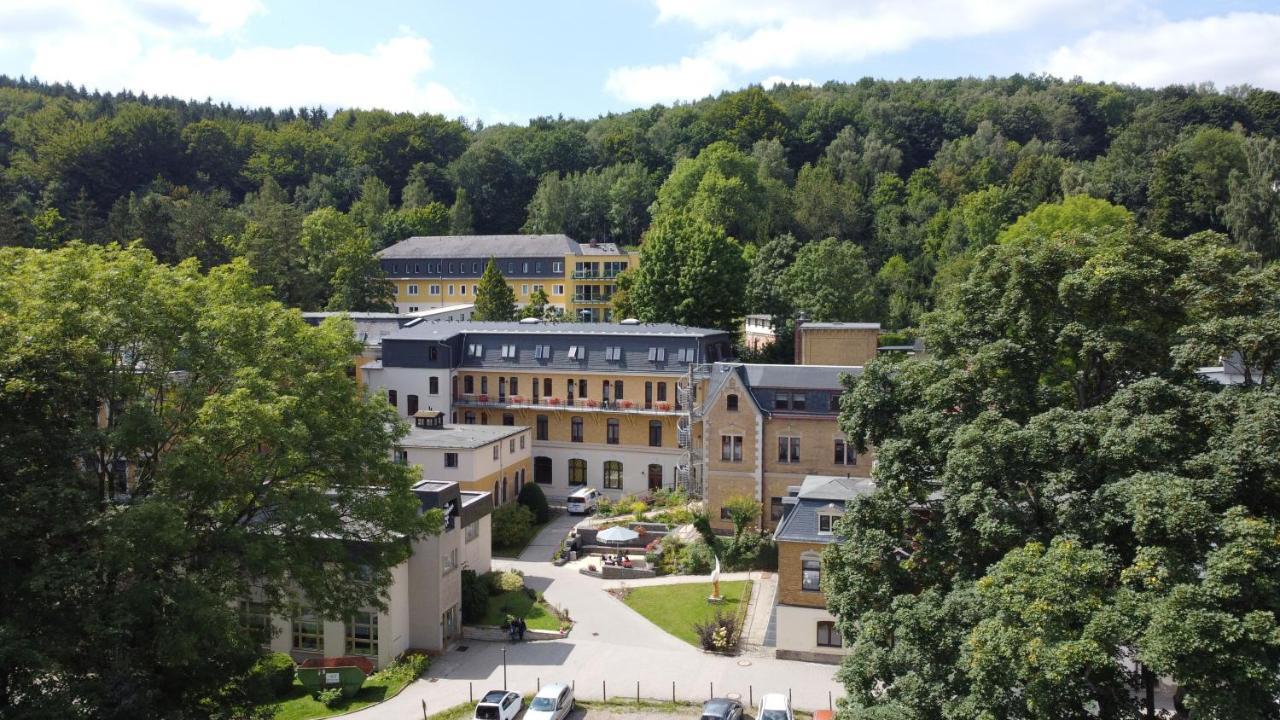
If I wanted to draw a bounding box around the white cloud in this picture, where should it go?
[607,0,1108,104]
[1044,12,1280,90]
[3,0,466,115]
[605,56,730,106]
[761,75,816,88]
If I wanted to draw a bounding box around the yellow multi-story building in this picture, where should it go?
[361,321,735,499]
[377,234,637,322]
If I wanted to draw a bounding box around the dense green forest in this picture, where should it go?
[2,74,1280,339]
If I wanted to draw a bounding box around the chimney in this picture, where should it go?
[793,311,808,365]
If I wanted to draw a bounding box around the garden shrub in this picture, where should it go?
[497,569,525,592]
[629,500,648,517]
[723,531,777,571]
[461,569,489,623]
[517,482,551,524]
[692,510,716,545]
[492,502,535,549]
[678,539,715,574]
[244,651,295,701]
[692,610,739,651]
[371,653,430,685]
[318,688,344,708]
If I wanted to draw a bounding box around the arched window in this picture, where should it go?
[502,477,508,503]
[727,393,739,411]
[603,460,623,490]
[493,481,499,501]
[568,459,587,486]
[534,456,553,485]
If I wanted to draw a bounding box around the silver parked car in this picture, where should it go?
[526,683,575,720]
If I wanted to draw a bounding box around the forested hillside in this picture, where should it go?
[2,74,1279,340]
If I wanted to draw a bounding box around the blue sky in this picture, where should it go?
[1,0,1279,123]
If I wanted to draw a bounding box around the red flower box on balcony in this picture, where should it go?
[548,397,562,406]
[619,400,635,409]
[478,394,489,403]
[511,396,525,404]
[655,401,672,411]
[584,398,599,408]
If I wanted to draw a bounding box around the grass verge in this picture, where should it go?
[480,588,562,631]
[620,580,751,647]
[268,659,423,720]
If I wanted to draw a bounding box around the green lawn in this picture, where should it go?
[621,581,751,647]
[479,588,562,631]
[268,673,412,720]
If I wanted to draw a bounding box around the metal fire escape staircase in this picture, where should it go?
[675,363,712,498]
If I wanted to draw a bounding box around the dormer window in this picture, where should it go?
[467,343,484,358]
[605,346,622,361]
[501,344,517,359]
[534,345,551,359]
[676,347,696,362]
[567,345,585,360]
[647,347,666,362]
[817,510,842,534]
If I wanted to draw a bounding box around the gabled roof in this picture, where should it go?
[378,234,629,259]
[774,475,875,543]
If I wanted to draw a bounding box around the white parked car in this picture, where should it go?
[526,683,574,720]
[566,487,599,515]
[474,690,522,720]
[758,694,793,720]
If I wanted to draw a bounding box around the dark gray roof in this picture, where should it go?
[742,363,862,390]
[774,475,875,543]
[398,423,527,450]
[378,234,628,259]
[389,321,725,339]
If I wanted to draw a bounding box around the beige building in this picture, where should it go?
[700,363,873,533]
[793,321,880,366]
[772,475,873,663]
[249,479,493,669]
[395,410,532,507]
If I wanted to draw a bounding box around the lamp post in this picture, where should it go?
[502,646,508,690]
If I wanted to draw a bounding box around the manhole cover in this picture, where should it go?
[726,693,741,700]
[457,645,469,651]
[737,660,752,667]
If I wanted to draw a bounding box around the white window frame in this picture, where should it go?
[721,434,743,462]
[552,262,563,273]
[553,284,564,295]
[442,547,459,574]
[465,522,480,542]
[408,284,420,296]
[817,512,841,535]
[834,437,857,465]
[429,284,441,295]
[801,553,821,592]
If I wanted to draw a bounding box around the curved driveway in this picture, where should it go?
[344,513,844,719]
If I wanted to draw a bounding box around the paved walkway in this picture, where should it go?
[344,518,843,719]
[738,572,777,655]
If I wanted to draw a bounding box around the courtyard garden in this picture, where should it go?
[617,580,752,650]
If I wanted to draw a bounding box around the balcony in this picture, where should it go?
[453,394,680,416]
[572,295,613,305]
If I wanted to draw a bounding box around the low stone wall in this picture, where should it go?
[462,625,567,642]
[774,648,844,665]
[578,565,657,580]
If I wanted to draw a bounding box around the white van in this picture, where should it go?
[566,487,600,515]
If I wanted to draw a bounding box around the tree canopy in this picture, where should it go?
[829,224,1280,719]
[0,243,438,718]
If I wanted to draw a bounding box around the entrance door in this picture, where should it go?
[647,464,663,490]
